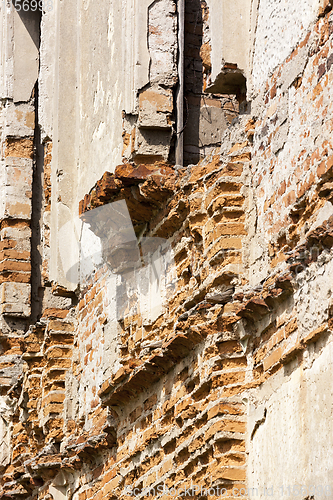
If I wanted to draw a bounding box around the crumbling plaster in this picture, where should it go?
[13,8,40,103]
[250,0,322,94]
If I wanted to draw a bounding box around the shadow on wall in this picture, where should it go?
[183,0,240,166]
[184,0,204,165]
[11,0,41,102]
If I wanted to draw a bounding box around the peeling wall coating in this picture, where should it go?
[0,1,333,499]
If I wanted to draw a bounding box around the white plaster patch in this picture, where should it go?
[248,337,333,499]
[92,121,106,141]
[294,254,333,336]
[252,0,320,92]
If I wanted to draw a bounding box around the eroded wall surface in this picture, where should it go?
[0,1,333,499]
[246,5,333,497]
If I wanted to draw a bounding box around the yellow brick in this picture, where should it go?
[205,182,242,209]
[263,346,282,371]
[159,457,173,478]
[206,237,243,259]
[212,466,246,482]
[205,419,245,440]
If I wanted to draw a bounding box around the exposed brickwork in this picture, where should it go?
[0,133,34,321]
[0,128,251,498]
[1,4,333,500]
[4,138,34,160]
[252,13,333,257]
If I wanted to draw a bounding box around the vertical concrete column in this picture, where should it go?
[176,0,185,166]
[49,0,79,291]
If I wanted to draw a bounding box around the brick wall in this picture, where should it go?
[1,3,333,500]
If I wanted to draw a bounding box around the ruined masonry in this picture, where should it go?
[0,0,333,499]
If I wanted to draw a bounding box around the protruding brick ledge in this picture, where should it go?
[10,413,117,494]
[98,329,208,406]
[98,212,333,408]
[79,162,176,229]
[97,277,293,408]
